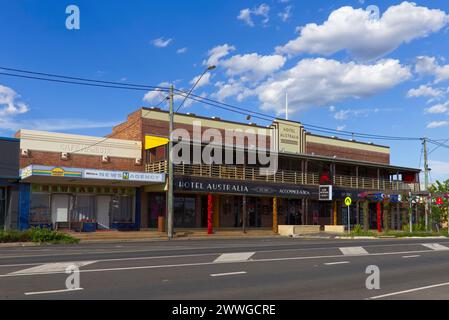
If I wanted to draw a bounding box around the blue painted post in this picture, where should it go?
[135,188,141,231]
[18,183,30,231]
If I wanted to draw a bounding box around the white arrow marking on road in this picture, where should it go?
[213,252,255,263]
[422,243,449,251]
[10,261,97,275]
[339,247,368,255]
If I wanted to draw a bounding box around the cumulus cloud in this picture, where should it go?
[407,84,444,98]
[425,102,449,114]
[237,4,270,27]
[220,53,286,81]
[0,85,29,117]
[251,58,411,114]
[332,108,380,120]
[190,72,211,89]
[204,44,236,67]
[415,56,449,83]
[427,121,448,129]
[152,37,173,48]
[177,47,188,54]
[276,2,449,60]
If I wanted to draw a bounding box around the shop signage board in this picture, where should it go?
[21,165,165,183]
[175,176,317,198]
[319,185,332,201]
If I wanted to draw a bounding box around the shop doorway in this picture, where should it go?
[97,196,111,229]
[0,188,5,230]
[51,194,70,224]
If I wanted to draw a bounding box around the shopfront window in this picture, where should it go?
[30,193,51,224]
[73,195,96,222]
[111,195,134,224]
[174,196,196,228]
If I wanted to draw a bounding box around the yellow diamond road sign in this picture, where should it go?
[345,197,352,207]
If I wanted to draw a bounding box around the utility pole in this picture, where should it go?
[167,84,174,239]
[423,137,429,231]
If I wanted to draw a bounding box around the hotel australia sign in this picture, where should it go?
[175,176,317,198]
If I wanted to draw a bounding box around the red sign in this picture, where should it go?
[436,197,443,205]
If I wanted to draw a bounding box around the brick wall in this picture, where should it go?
[20,151,144,171]
[306,142,390,164]
[109,109,143,141]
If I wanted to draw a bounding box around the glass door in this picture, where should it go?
[51,194,70,224]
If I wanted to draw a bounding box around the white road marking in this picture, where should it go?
[324,261,350,265]
[1,249,447,278]
[214,252,255,263]
[210,271,247,277]
[339,247,368,255]
[370,281,449,300]
[10,261,97,275]
[25,288,83,296]
[402,255,421,259]
[422,243,449,251]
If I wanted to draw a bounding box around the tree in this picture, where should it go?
[429,179,449,231]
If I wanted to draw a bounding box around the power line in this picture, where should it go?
[0,66,438,142]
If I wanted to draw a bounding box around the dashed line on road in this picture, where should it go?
[210,271,247,277]
[402,255,421,259]
[324,261,350,265]
[339,247,368,255]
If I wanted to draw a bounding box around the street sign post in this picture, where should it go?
[345,197,352,233]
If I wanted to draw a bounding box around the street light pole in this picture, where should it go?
[166,66,216,239]
[167,84,174,239]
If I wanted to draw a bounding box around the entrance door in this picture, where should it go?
[51,194,70,224]
[97,196,111,229]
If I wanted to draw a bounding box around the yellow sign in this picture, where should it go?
[344,197,352,207]
[51,167,65,177]
[145,135,169,150]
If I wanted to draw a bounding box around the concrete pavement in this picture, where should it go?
[1,237,449,299]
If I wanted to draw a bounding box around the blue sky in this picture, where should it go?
[1,0,449,182]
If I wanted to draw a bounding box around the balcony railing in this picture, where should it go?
[146,161,419,192]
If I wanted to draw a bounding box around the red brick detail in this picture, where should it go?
[306,142,390,164]
[20,151,143,171]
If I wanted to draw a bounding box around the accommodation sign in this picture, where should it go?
[175,177,316,198]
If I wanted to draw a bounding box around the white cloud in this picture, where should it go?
[276,2,449,60]
[177,47,188,54]
[0,118,117,133]
[152,37,173,48]
[332,107,381,120]
[190,72,211,89]
[143,82,170,104]
[279,5,292,22]
[204,44,236,67]
[251,58,411,114]
[407,84,444,98]
[427,121,448,129]
[336,125,347,131]
[425,102,449,114]
[415,56,449,83]
[0,85,29,117]
[238,4,270,27]
[220,53,286,81]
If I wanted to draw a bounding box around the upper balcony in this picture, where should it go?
[146,161,420,192]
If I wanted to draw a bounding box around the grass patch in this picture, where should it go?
[0,228,79,244]
[382,231,448,238]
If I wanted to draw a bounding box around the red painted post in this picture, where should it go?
[208,194,213,235]
[377,202,382,233]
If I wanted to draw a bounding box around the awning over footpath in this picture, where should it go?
[20,165,165,187]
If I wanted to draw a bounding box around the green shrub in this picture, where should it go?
[0,228,79,244]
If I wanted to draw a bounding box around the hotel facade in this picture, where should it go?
[9,107,421,233]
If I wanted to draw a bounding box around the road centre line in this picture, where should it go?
[0,248,446,279]
[324,261,350,265]
[369,281,449,299]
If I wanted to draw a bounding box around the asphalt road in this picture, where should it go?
[2,237,449,300]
